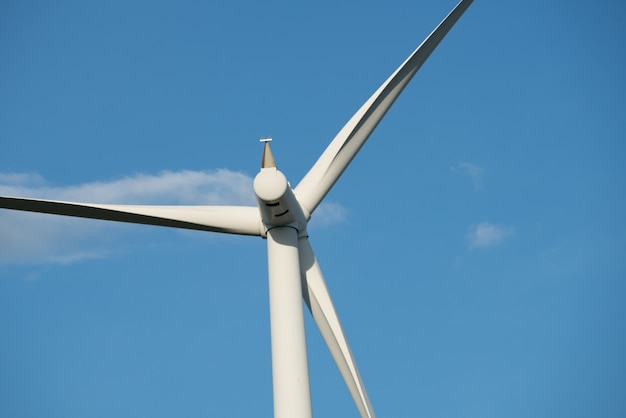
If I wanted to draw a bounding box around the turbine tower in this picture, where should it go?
[0,1,473,417]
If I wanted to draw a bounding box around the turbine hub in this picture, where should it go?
[253,168,288,203]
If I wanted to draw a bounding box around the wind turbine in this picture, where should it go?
[0,1,473,417]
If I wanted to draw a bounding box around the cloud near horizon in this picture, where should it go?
[0,170,346,265]
[0,169,256,206]
[453,162,484,190]
[467,222,515,249]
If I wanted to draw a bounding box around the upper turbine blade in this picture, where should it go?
[294,0,473,216]
[0,196,263,236]
[298,237,375,418]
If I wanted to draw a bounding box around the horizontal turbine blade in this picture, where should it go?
[295,0,473,216]
[0,196,262,236]
[299,237,375,418]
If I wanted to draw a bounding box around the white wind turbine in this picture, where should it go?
[0,1,472,417]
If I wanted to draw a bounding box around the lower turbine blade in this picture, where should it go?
[298,237,375,418]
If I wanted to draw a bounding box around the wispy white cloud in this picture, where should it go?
[309,202,347,227]
[467,222,515,249]
[0,172,47,187]
[0,209,113,264]
[0,169,255,265]
[0,170,347,265]
[452,162,484,190]
[0,169,256,206]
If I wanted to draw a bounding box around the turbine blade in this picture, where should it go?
[294,0,473,216]
[0,196,262,236]
[298,237,375,418]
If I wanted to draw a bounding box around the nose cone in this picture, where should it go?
[261,140,276,169]
[253,168,289,203]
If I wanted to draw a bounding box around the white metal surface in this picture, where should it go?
[267,227,312,418]
[0,196,263,235]
[253,163,307,231]
[299,236,375,418]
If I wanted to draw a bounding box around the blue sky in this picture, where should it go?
[1,0,625,417]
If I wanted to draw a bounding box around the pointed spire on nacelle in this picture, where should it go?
[260,137,276,169]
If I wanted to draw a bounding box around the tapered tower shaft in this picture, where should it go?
[266,226,312,418]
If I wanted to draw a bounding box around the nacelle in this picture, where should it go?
[253,168,306,231]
